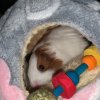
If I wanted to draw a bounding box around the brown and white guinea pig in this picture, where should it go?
[28,26,90,88]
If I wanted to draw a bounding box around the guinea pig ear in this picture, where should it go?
[49,58,63,71]
[36,52,50,72]
[35,45,63,72]
[35,44,52,72]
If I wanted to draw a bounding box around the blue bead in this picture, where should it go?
[66,70,79,85]
[75,63,88,76]
[53,86,64,97]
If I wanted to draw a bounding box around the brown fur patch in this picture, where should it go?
[35,44,63,71]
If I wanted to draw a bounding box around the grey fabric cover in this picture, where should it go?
[0,0,100,99]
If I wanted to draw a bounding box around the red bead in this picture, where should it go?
[52,72,76,99]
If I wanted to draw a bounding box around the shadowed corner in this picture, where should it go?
[0,0,17,17]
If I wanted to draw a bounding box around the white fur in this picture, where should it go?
[28,26,89,87]
[28,53,54,87]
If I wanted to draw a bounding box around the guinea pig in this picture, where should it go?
[28,26,90,88]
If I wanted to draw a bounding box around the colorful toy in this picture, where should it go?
[52,45,100,99]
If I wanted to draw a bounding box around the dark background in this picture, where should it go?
[0,0,17,16]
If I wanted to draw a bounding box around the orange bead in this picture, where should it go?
[84,45,100,66]
[82,55,97,70]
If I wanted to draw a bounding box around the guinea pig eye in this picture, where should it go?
[38,65,46,72]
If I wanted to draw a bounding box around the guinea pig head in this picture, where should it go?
[28,45,63,88]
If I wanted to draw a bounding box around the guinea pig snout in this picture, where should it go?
[33,85,40,90]
[32,81,40,88]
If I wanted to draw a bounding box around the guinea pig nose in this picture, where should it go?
[34,86,40,90]
[33,83,40,90]
[38,65,45,72]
